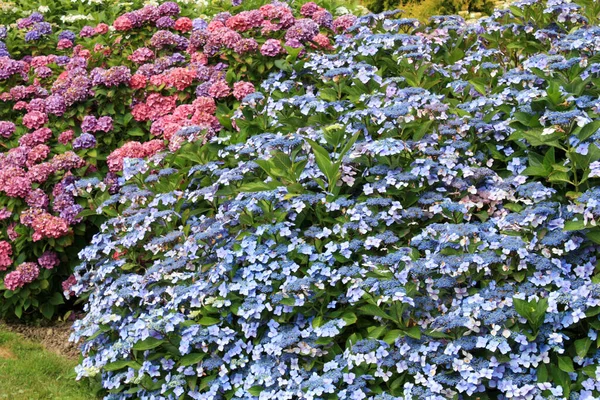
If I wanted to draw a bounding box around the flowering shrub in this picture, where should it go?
[0,0,352,319]
[70,1,600,398]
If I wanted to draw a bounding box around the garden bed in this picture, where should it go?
[0,321,79,359]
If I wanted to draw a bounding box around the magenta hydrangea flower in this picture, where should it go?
[25,188,49,208]
[38,251,60,269]
[45,94,67,116]
[0,241,12,270]
[22,110,48,129]
[4,270,23,291]
[81,115,97,132]
[285,18,319,43]
[0,121,16,138]
[156,16,175,29]
[5,262,40,290]
[96,116,113,132]
[260,39,283,56]
[158,2,180,17]
[208,80,231,98]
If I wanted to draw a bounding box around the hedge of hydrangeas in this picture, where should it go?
[0,0,354,320]
[68,0,600,398]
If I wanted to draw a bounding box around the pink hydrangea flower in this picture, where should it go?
[95,23,109,34]
[22,110,48,129]
[174,17,193,32]
[62,275,77,298]
[208,80,231,98]
[114,15,134,31]
[300,2,321,17]
[4,262,40,291]
[130,74,147,89]
[58,129,74,144]
[233,81,255,100]
[4,270,23,291]
[260,39,283,57]
[192,97,217,114]
[0,241,13,270]
[57,39,73,50]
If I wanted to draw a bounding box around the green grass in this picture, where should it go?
[0,330,98,400]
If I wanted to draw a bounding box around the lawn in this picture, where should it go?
[0,330,98,400]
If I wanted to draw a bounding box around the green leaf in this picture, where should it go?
[198,316,220,326]
[575,338,593,358]
[537,364,548,382]
[49,292,65,305]
[237,181,281,192]
[104,360,133,371]
[305,138,337,189]
[40,303,54,319]
[341,312,357,326]
[504,203,523,213]
[550,366,571,397]
[382,329,403,344]
[358,304,394,321]
[367,326,387,340]
[179,353,205,367]
[404,326,422,340]
[513,298,532,320]
[564,220,586,231]
[576,120,600,141]
[133,337,165,351]
[558,356,574,373]
[586,229,600,244]
[248,386,263,396]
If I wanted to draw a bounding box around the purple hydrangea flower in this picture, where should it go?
[284,19,319,43]
[73,133,97,150]
[192,18,208,31]
[156,16,175,29]
[79,26,95,38]
[45,94,67,116]
[81,116,97,132]
[0,121,15,138]
[158,2,180,16]
[58,30,76,42]
[96,116,113,132]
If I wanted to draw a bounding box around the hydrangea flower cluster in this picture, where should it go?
[0,1,351,319]
[71,1,600,398]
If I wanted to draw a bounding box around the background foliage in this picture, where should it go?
[0,0,355,320]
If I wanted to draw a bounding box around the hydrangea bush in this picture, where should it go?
[70,0,600,398]
[0,0,353,319]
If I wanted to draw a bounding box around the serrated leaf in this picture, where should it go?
[586,229,600,244]
[358,304,394,321]
[577,120,600,141]
[104,360,133,371]
[198,316,220,326]
[575,338,592,358]
[40,303,53,319]
[133,337,165,351]
[564,220,586,231]
[179,353,205,367]
[558,356,574,372]
[341,312,357,326]
[404,326,421,339]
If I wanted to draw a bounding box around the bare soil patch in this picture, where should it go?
[0,321,80,359]
[0,346,16,359]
